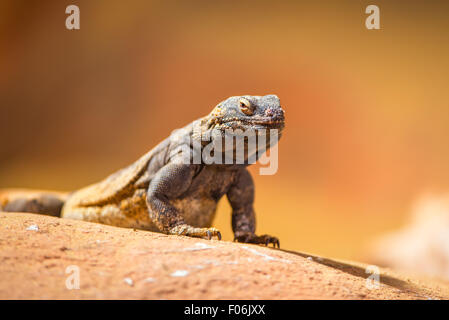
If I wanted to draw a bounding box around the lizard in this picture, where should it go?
[0,95,285,247]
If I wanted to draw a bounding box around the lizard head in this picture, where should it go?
[205,94,285,134]
[190,95,285,165]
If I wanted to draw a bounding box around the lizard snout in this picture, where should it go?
[265,107,285,122]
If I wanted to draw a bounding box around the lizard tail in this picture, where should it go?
[0,189,68,217]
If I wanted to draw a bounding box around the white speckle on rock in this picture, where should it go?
[26,224,39,231]
[241,246,291,263]
[164,242,216,254]
[182,242,216,251]
[170,270,189,277]
[203,259,221,266]
[192,265,205,270]
[307,257,313,261]
[144,277,156,283]
[124,277,134,286]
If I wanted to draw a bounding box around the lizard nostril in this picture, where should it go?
[265,108,275,117]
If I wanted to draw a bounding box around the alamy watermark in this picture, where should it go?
[65,5,80,30]
[65,265,80,290]
[365,5,380,30]
[365,265,380,289]
[65,4,381,31]
[168,121,280,175]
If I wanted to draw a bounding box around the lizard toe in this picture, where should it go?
[234,232,280,248]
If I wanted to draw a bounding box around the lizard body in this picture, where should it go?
[2,95,285,246]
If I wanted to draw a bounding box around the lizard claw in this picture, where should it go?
[234,232,280,248]
[206,228,221,240]
[262,235,279,248]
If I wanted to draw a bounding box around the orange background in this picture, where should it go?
[1,0,448,261]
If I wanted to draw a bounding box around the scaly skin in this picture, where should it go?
[7,95,286,247]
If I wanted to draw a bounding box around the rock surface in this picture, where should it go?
[1,212,449,299]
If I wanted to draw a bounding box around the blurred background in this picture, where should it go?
[1,0,448,262]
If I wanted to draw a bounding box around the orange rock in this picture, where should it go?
[0,212,448,299]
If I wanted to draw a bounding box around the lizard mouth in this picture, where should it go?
[218,117,285,131]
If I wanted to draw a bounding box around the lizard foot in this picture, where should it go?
[169,224,222,240]
[234,232,280,248]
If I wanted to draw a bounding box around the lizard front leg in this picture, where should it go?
[146,162,221,240]
[227,168,280,248]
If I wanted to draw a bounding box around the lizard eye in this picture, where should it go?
[239,98,254,116]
